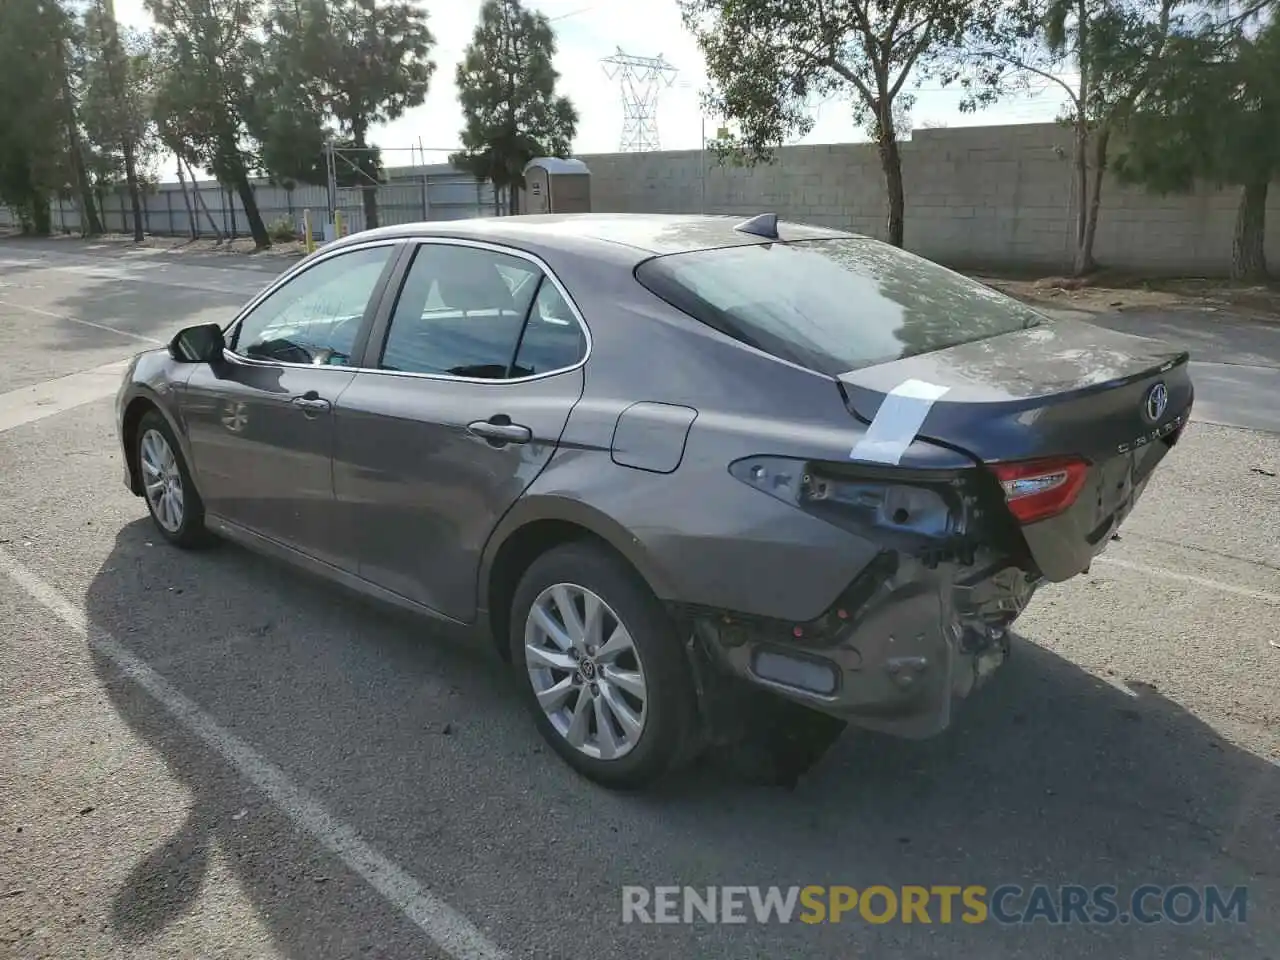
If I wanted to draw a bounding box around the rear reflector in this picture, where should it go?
[991,456,1089,524]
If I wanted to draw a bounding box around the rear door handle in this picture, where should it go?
[467,418,532,445]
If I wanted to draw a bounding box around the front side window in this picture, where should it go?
[380,244,546,379]
[232,245,394,366]
[635,239,1047,377]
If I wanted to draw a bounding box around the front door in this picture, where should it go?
[182,242,401,566]
[332,239,588,620]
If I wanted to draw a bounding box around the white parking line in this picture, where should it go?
[0,359,132,433]
[1094,556,1280,606]
[0,548,510,960]
[0,297,164,346]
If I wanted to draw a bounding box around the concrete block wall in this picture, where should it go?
[579,122,1280,276]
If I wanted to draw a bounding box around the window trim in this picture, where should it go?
[360,236,592,385]
[220,238,407,371]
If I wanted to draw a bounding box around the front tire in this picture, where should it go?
[510,541,696,789]
[137,410,207,548]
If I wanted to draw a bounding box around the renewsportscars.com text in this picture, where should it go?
[621,884,1249,926]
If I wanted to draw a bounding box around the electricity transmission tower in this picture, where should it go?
[601,48,678,152]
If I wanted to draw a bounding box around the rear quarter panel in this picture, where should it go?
[499,265,976,622]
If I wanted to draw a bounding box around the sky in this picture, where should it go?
[113,0,1072,165]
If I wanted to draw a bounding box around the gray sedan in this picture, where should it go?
[114,213,1193,788]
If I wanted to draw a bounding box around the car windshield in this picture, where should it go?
[634,238,1049,377]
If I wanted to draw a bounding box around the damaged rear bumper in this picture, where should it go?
[681,552,1039,739]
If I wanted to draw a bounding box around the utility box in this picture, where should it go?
[522,158,591,215]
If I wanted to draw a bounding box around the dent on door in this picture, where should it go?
[183,362,355,562]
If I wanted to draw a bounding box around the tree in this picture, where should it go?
[147,0,272,247]
[451,0,578,216]
[0,0,67,234]
[679,0,981,249]
[255,0,435,229]
[81,3,160,241]
[1113,11,1280,280]
[956,0,1191,275]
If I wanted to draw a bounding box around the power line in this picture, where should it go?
[601,48,678,152]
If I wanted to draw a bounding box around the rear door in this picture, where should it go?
[182,241,401,566]
[332,239,588,620]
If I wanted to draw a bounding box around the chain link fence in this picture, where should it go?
[0,164,501,239]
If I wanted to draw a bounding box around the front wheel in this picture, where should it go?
[137,410,208,548]
[510,541,696,789]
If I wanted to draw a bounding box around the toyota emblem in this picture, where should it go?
[1144,382,1169,423]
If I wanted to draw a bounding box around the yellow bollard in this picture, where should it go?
[334,210,344,238]
[303,208,314,253]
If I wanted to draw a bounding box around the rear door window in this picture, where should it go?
[634,239,1047,377]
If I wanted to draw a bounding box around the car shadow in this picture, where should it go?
[83,518,1279,959]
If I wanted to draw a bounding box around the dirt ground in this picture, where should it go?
[975,271,1280,322]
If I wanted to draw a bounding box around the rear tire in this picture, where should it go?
[136,410,208,548]
[510,541,696,789]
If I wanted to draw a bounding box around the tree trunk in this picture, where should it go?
[175,159,197,238]
[1231,179,1269,282]
[877,129,906,248]
[124,140,144,241]
[55,40,103,236]
[1073,120,1089,255]
[183,156,222,241]
[30,196,52,236]
[231,169,270,248]
[1074,125,1110,277]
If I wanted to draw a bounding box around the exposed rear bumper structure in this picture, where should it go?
[680,553,1039,740]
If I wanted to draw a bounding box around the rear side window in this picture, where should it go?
[634,239,1047,377]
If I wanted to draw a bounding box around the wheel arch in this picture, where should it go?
[478,495,677,661]
[121,391,173,494]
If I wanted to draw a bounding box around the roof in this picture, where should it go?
[523,157,590,176]
[327,213,862,261]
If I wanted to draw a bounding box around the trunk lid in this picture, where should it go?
[839,318,1194,581]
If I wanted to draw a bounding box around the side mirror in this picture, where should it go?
[168,323,225,364]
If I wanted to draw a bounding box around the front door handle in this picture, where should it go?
[467,417,532,445]
[291,393,331,414]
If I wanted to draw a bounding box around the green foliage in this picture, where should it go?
[80,11,160,186]
[0,0,76,232]
[1113,12,1280,277]
[680,0,979,247]
[681,0,974,158]
[451,0,578,210]
[1113,16,1280,193]
[957,0,1192,123]
[251,0,434,226]
[147,0,263,185]
[268,215,298,242]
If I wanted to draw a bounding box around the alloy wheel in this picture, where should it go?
[524,583,648,760]
[140,427,185,533]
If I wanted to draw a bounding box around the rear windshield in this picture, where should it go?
[634,238,1048,377]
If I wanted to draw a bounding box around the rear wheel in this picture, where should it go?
[510,541,696,789]
[137,410,207,548]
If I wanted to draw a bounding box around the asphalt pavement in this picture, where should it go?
[1,238,1277,960]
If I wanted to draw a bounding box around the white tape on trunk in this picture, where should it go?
[849,378,951,464]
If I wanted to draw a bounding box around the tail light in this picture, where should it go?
[991,456,1089,524]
